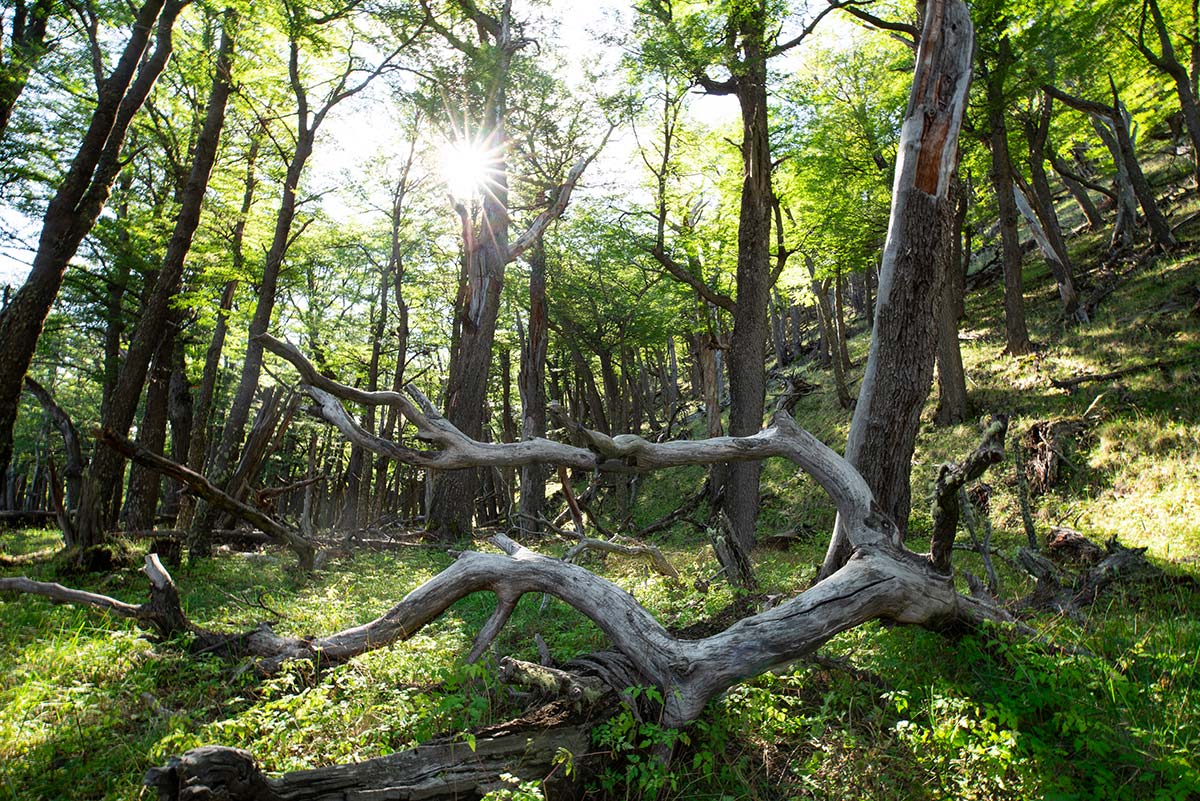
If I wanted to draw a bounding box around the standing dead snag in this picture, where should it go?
[930,416,1009,574]
[822,0,975,579]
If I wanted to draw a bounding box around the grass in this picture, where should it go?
[3,195,1200,799]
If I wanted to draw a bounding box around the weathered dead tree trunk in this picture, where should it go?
[822,0,975,578]
[145,714,593,801]
[8,428,1019,801]
[8,341,1020,706]
[930,416,1008,573]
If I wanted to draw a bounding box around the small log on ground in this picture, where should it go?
[1050,358,1183,393]
[498,656,610,705]
[563,535,678,578]
[145,704,594,801]
[0,510,56,528]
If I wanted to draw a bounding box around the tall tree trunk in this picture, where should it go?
[518,235,548,534]
[123,323,175,531]
[770,291,787,369]
[820,0,974,578]
[984,41,1033,356]
[177,125,260,534]
[71,9,235,549]
[935,177,969,426]
[178,127,261,530]
[206,131,312,497]
[0,0,186,490]
[834,269,852,371]
[371,135,416,523]
[100,170,135,419]
[722,18,772,555]
[164,335,193,517]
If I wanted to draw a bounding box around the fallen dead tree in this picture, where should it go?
[1017,536,1196,618]
[96,428,319,570]
[3,335,1026,797]
[145,703,595,801]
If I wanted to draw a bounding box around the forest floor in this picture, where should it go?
[2,185,1200,799]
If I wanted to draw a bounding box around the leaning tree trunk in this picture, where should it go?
[806,261,851,409]
[1049,147,1105,231]
[73,10,235,550]
[1024,94,1086,323]
[0,0,185,496]
[1088,115,1140,250]
[820,0,974,579]
[1045,82,1176,251]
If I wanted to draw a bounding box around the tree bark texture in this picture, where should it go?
[122,323,175,531]
[0,0,187,495]
[935,177,969,426]
[719,6,773,555]
[821,0,973,578]
[73,10,235,548]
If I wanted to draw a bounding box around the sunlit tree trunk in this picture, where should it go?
[821,0,974,578]
[0,0,186,496]
[72,9,235,549]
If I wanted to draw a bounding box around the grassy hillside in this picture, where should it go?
[2,211,1198,799]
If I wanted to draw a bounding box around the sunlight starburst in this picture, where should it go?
[438,134,504,202]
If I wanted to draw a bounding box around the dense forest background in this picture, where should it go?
[0,0,1198,798]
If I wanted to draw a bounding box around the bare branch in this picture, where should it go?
[508,125,613,262]
[646,244,736,313]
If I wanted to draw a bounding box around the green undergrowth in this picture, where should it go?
[3,223,1200,799]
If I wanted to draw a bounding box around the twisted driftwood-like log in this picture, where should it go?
[6,331,1024,800]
